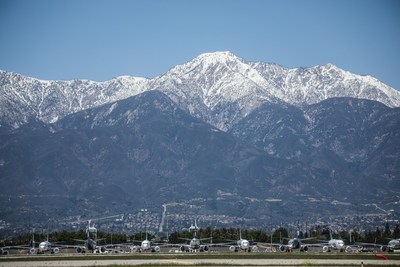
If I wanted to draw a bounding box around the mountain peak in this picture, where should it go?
[194,51,244,64]
[323,63,338,69]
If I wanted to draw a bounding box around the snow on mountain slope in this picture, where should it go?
[0,70,149,127]
[1,51,400,130]
[148,52,282,130]
[251,61,400,107]
[148,51,400,130]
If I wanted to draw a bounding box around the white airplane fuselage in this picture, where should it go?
[279,237,308,252]
[288,238,301,249]
[322,238,352,252]
[131,239,160,253]
[141,239,151,251]
[229,238,257,252]
[189,238,201,250]
[38,241,60,254]
[328,239,345,250]
[180,237,209,252]
[238,239,250,250]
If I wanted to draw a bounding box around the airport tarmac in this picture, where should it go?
[1,257,399,266]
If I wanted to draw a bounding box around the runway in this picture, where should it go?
[1,258,399,266]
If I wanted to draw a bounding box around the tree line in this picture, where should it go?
[2,223,399,247]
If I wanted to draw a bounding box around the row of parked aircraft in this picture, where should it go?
[1,220,399,255]
[0,221,105,255]
[260,228,400,253]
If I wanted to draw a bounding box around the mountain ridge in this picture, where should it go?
[1,52,399,131]
[1,52,399,232]
[1,90,398,233]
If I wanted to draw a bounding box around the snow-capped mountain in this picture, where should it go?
[251,61,400,108]
[1,52,400,230]
[0,70,149,128]
[148,52,282,130]
[1,51,399,130]
[148,51,400,130]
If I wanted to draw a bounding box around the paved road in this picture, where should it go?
[1,258,398,266]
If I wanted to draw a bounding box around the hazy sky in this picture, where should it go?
[1,0,399,89]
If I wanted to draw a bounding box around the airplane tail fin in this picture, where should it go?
[296,221,300,238]
[296,221,301,238]
[189,218,200,232]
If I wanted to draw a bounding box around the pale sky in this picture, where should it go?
[1,0,399,89]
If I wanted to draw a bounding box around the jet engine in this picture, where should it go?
[152,246,160,253]
[301,245,308,252]
[322,246,330,252]
[52,247,60,254]
[99,246,106,253]
[279,245,286,252]
[76,247,85,253]
[29,247,37,254]
[180,245,187,252]
[130,246,138,253]
[200,245,209,252]
[345,246,352,253]
[229,245,237,252]
[251,245,258,252]
[111,249,123,254]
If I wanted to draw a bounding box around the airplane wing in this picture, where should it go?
[256,242,282,252]
[72,239,87,243]
[0,244,34,255]
[355,241,385,246]
[257,242,285,250]
[354,241,385,252]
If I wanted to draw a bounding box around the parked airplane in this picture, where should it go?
[228,229,258,252]
[178,220,212,252]
[357,237,400,253]
[316,229,352,252]
[1,232,61,255]
[280,235,310,252]
[130,232,161,253]
[2,222,109,255]
[272,225,314,252]
[179,231,211,252]
[74,220,106,253]
[33,234,62,254]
